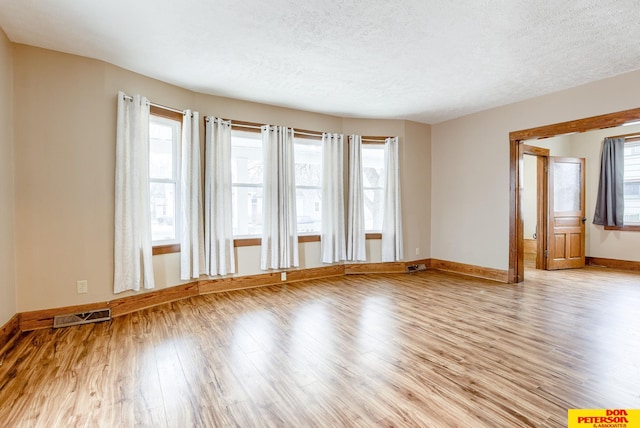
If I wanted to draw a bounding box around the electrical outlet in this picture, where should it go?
[280,272,287,281]
[76,280,88,294]
[415,247,420,256]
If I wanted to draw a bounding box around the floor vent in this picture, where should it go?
[53,309,111,328]
[407,263,427,273]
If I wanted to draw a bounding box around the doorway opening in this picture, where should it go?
[508,107,640,283]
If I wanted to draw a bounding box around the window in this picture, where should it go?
[294,137,322,234]
[361,144,385,232]
[149,113,181,244]
[231,130,263,237]
[624,141,640,225]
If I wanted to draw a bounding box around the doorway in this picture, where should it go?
[508,107,640,283]
[522,147,587,272]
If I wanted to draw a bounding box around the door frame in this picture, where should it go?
[521,145,549,270]
[508,107,640,283]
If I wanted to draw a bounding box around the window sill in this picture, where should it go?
[604,225,640,232]
[154,234,382,253]
[234,235,321,247]
[153,243,181,255]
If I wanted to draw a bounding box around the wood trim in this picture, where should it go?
[509,108,640,141]
[234,238,261,247]
[110,282,198,317]
[509,107,640,283]
[298,235,321,243]
[199,272,282,294]
[523,239,537,254]
[430,259,509,283]
[509,139,521,283]
[199,265,344,294]
[234,235,322,247]
[20,301,110,331]
[586,257,640,271]
[604,225,640,232]
[150,105,183,121]
[153,243,181,255]
[345,262,407,274]
[521,144,550,157]
[536,155,548,270]
[365,233,382,239]
[344,259,431,275]
[0,313,20,354]
[16,258,509,332]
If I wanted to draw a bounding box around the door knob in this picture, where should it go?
[582,217,587,223]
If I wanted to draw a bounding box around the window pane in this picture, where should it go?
[231,131,263,236]
[294,138,322,186]
[232,131,263,185]
[624,142,640,224]
[553,161,581,212]
[150,182,176,241]
[362,146,385,188]
[364,189,384,232]
[362,145,385,232]
[232,185,263,236]
[150,118,177,180]
[296,188,321,234]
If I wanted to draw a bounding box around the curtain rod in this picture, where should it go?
[607,132,640,140]
[204,117,326,139]
[122,93,186,115]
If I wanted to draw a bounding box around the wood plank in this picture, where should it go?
[2,268,640,426]
[430,259,509,283]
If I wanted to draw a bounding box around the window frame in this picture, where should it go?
[149,106,183,254]
[604,138,640,232]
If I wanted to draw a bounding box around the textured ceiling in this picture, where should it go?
[2,1,640,124]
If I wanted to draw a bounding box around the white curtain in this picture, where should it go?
[381,137,404,261]
[321,132,346,263]
[261,125,299,270]
[114,91,155,293]
[180,110,205,280]
[347,134,366,261]
[204,117,236,275]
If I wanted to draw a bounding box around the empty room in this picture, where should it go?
[1,1,640,427]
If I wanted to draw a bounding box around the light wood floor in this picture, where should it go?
[1,267,639,427]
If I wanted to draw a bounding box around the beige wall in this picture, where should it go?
[432,69,640,271]
[0,29,16,325]
[12,44,431,312]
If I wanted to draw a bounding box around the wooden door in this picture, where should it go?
[546,157,586,270]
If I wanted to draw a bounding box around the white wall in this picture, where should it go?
[0,28,16,326]
[432,69,640,271]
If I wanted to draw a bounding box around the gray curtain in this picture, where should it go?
[593,137,625,226]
